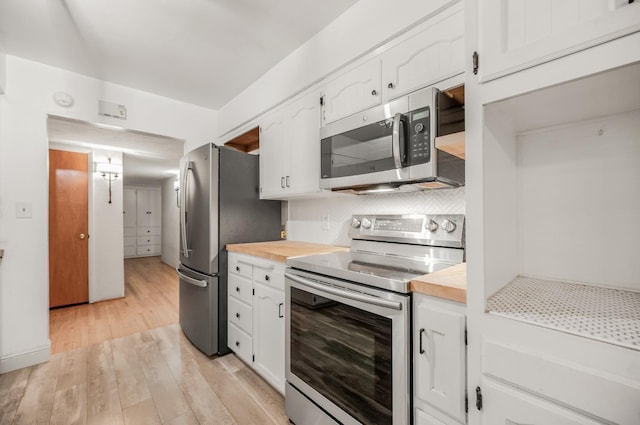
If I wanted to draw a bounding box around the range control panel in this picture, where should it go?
[348,214,465,248]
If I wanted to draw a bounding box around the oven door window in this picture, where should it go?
[290,287,392,425]
[321,116,405,179]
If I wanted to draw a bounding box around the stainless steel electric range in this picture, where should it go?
[284,214,465,425]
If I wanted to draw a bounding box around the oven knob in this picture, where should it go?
[361,218,372,229]
[415,123,425,133]
[441,219,457,233]
[425,219,438,232]
[351,218,361,228]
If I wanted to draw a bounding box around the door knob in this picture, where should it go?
[79,233,86,240]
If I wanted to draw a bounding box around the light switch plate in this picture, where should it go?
[16,202,32,218]
[321,214,330,230]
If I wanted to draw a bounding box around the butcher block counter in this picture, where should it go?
[410,263,467,303]
[226,240,348,263]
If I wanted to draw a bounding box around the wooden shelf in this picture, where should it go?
[224,127,260,153]
[435,131,465,159]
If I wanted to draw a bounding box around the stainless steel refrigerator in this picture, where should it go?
[176,143,281,356]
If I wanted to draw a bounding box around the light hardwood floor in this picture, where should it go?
[50,257,180,354]
[0,324,288,425]
[2,257,288,425]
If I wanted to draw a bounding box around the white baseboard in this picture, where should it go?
[0,342,50,373]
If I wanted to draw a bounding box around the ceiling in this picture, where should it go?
[0,0,358,109]
[3,0,359,183]
[48,116,184,185]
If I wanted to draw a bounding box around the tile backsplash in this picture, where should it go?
[286,187,465,246]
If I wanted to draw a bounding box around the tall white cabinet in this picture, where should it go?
[465,1,640,424]
[123,187,162,258]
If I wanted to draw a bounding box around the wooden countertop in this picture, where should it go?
[409,263,467,303]
[226,240,348,263]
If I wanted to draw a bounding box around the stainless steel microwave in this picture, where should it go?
[320,86,464,193]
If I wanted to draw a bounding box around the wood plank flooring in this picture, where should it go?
[0,324,288,425]
[2,257,287,424]
[50,257,179,354]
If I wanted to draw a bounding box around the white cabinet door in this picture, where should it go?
[147,190,161,227]
[382,4,464,101]
[252,281,285,394]
[285,90,321,197]
[477,0,640,82]
[136,189,150,226]
[415,409,448,425]
[482,380,603,425]
[321,58,381,125]
[123,188,137,227]
[259,111,288,199]
[414,295,466,424]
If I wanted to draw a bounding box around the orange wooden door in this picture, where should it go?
[49,149,89,308]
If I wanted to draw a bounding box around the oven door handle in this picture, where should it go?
[286,273,403,311]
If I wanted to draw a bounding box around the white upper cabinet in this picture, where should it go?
[477,0,640,82]
[135,189,161,227]
[321,58,381,125]
[321,3,465,126]
[382,3,464,101]
[123,188,137,228]
[260,90,321,200]
[259,111,287,199]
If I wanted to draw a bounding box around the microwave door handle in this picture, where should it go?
[392,112,403,169]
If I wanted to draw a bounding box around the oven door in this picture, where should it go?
[285,269,410,425]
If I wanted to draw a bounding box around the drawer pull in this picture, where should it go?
[278,303,284,318]
[235,286,240,292]
[236,312,240,319]
[236,266,240,272]
[419,328,426,355]
[235,341,240,347]
[265,275,270,281]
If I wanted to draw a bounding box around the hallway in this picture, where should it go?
[49,257,179,354]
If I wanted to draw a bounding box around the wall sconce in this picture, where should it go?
[95,158,123,204]
[174,178,180,207]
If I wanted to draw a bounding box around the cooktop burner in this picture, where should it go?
[287,214,465,293]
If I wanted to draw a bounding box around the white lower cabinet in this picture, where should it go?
[253,281,285,393]
[482,380,602,425]
[227,252,285,394]
[413,293,466,425]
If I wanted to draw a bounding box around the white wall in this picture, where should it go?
[90,150,125,302]
[161,176,180,269]
[287,188,466,246]
[0,42,6,94]
[0,55,218,372]
[218,0,458,137]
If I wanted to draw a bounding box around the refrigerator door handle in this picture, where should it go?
[176,267,208,288]
[181,161,194,258]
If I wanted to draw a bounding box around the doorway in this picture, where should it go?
[47,115,185,354]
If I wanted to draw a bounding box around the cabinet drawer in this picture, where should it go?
[253,265,284,291]
[228,322,252,365]
[228,254,252,279]
[228,296,252,334]
[124,246,136,257]
[136,245,160,256]
[228,273,252,306]
[124,227,137,237]
[483,380,602,425]
[137,226,161,236]
[124,237,137,247]
[137,236,161,246]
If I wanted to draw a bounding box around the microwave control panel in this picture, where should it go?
[408,106,431,165]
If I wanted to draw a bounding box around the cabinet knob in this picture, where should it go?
[235,286,240,292]
[236,266,240,272]
[265,275,270,281]
[236,312,240,319]
[388,82,394,89]
[371,89,377,96]
[235,341,240,347]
